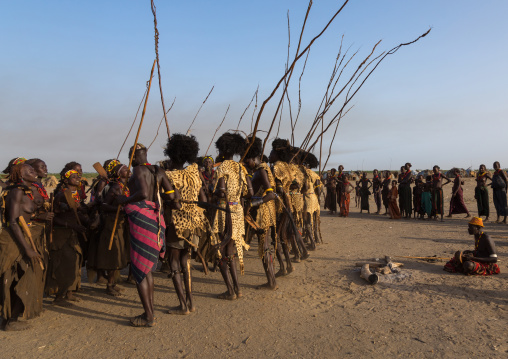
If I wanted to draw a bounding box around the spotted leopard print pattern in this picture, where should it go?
[212,160,249,274]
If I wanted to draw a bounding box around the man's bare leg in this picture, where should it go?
[227,241,241,298]
[180,251,194,312]
[131,272,155,326]
[217,243,236,300]
[258,231,277,289]
[167,248,189,315]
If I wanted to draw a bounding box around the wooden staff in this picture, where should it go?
[151,0,170,138]
[204,105,230,156]
[186,86,214,135]
[392,255,450,261]
[109,59,157,250]
[18,216,44,270]
[49,192,54,244]
[64,189,88,242]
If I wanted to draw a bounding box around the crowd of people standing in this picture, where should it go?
[324,162,508,223]
[0,133,322,330]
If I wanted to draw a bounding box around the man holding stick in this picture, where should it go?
[116,144,179,327]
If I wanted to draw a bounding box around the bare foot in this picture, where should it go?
[292,256,301,263]
[3,320,31,331]
[53,297,73,307]
[130,314,154,327]
[217,291,236,301]
[301,252,310,260]
[112,285,125,293]
[106,285,121,297]
[166,306,190,315]
[66,292,81,302]
[256,282,278,290]
[275,268,287,277]
[234,287,243,299]
[286,266,294,274]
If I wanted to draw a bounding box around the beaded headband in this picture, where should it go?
[64,170,79,179]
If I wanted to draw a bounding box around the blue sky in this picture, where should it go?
[1,1,507,173]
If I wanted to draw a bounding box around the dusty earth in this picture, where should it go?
[1,177,507,358]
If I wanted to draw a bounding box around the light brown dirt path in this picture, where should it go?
[1,178,507,358]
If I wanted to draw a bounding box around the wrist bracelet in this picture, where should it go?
[164,190,175,194]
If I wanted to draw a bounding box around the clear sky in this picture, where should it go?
[1,1,507,173]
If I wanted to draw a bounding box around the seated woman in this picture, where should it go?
[444,217,500,275]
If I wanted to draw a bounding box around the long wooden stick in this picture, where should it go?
[109,59,157,250]
[117,89,147,160]
[204,105,230,156]
[392,255,450,261]
[236,86,258,131]
[148,96,176,149]
[186,86,214,135]
[18,216,44,270]
[243,0,350,161]
[151,0,170,138]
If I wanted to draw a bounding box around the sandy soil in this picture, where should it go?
[1,177,507,358]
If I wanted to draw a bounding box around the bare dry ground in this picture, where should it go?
[1,178,507,358]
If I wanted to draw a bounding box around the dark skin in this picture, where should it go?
[116,149,179,325]
[339,178,354,217]
[462,224,498,273]
[3,165,42,331]
[431,166,451,221]
[52,172,87,306]
[413,175,424,219]
[101,166,130,296]
[30,160,54,222]
[300,164,321,248]
[372,169,382,214]
[214,154,254,300]
[336,165,345,183]
[354,181,360,207]
[244,156,277,288]
[166,160,207,315]
[388,180,399,219]
[399,165,413,218]
[447,170,470,219]
[325,169,337,214]
[475,164,491,221]
[492,162,507,223]
[201,157,214,201]
[359,172,372,214]
[268,150,309,262]
[268,151,295,275]
[381,171,391,215]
